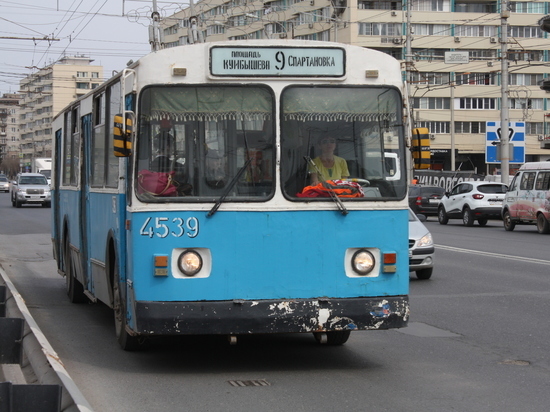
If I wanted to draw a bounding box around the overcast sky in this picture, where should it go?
[0,0,188,94]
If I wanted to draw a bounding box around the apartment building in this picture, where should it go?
[0,93,21,174]
[159,0,550,173]
[18,56,103,172]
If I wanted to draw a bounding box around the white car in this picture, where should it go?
[409,209,434,280]
[10,173,51,208]
[438,181,508,227]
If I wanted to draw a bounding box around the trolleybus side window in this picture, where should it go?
[135,85,275,201]
[92,93,106,187]
[280,85,406,200]
[62,107,80,187]
[107,83,121,188]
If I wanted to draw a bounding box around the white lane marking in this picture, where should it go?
[435,244,550,266]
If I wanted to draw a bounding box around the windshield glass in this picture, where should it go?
[20,176,48,185]
[136,86,274,202]
[280,86,406,200]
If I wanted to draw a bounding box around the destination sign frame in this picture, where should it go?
[210,46,346,77]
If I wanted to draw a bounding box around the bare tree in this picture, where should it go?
[0,156,21,178]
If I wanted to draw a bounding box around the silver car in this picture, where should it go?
[10,173,51,208]
[409,209,434,280]
[0,176,9,192]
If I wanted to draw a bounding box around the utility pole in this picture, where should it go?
[500,0,510,184]
[149,0,162,51]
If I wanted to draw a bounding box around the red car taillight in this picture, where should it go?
[473,194,484,199]
[416,196,422,205]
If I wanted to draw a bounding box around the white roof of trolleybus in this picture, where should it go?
[134,40,404,88]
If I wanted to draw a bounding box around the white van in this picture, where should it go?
[502,161,550,234]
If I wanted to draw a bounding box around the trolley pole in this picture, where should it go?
[500,0,510,184]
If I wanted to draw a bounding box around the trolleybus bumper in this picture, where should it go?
[133,296,409,335]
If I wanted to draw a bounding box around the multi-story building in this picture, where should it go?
[159,0,550,174]
[0,93,21,174]
[18,56,103,172]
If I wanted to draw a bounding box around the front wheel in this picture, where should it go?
[415,268,433,280]
[313,330,351,345]
[112,256,145,351]
[503,211,516,231]
[536,214,550,234]
[438,207,448,225]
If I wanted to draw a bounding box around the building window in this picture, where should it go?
[417,121,450,134]
[91,72,99,78]
[358,22,402,36]
[77,71,88,78]
[510,2,545,14]
[508,26,543,38]
[509,73,543,86]
[410,72,449,85]
[76,82,90,89]
[358,1,400,10]
[454,25,496,37]
[413,97,450,109]
[411,0,450,11]
[411,24,450,36]
[458,98,496,109]
[526,122,543,135]
[456,72,496,85]
[508,98,543,110]
[455,2,496,12]
[455,122,486,134]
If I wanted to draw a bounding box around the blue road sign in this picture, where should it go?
[485,121,525,164]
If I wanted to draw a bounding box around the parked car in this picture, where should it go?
[438,181,508,226]
[409,209,434,280]
[502,161,550,234]
[10,173,51,208]
[0,176,9,192]
[409,185,445,216]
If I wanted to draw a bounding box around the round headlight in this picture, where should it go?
[177,250,203,276]
[352,249,375,275]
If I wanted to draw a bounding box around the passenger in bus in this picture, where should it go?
[205,150,227,188]
[148,131,192,195]
[150,131,175,173]
[309,137,350,185]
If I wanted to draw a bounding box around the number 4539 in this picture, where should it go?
[139,217,199,238]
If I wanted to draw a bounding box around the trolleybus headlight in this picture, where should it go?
[177,250,203,276]
[352,249,375,275]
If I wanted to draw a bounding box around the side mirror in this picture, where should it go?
[113,113,133,157]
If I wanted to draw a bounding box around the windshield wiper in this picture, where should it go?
[207,158,252,217]
[304,156,348,216]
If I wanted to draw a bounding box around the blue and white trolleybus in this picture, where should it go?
[51,40,410,350]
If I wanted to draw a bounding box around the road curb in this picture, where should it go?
[0,265,94,412]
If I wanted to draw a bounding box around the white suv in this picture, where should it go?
[438,181,508,226]
[10,173,51,208]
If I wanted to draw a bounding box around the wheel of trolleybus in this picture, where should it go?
[112,255,146,351]
[313,330,351,345]
[64,234,87,304]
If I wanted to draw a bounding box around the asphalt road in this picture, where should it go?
[1,193,549,412]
